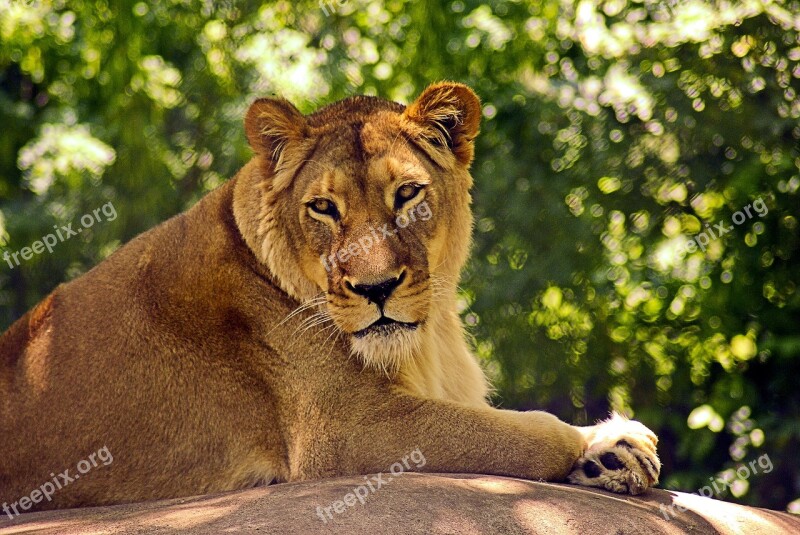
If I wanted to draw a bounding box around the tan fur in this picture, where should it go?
[0,82,659,512]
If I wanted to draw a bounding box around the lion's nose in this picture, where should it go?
[346,272,405,306]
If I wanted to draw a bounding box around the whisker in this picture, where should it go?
[271,294,327,332]
[292,311,331,335]
[297,315,334,336]
[321,323,342,350]
[310,321,337,341]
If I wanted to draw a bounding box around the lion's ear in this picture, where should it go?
[403,82,481,167]
[245,97,308,168]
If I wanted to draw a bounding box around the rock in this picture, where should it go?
[1,473,797,534]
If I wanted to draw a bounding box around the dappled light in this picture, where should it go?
[5,474,798,534]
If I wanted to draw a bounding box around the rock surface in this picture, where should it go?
[1,473,798,534]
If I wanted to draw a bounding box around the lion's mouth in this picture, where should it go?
[353,316,419,338]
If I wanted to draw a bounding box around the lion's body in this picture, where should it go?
[2,179,283,504]
[0,83,659,512]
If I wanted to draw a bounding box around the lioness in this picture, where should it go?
[0,82,659,514]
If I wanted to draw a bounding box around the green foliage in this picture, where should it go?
[1,0,798,512]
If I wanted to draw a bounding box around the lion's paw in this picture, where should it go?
[567,413,660,495]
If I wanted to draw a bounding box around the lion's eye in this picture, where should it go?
[395,184,422,208]
[308,198,340,220]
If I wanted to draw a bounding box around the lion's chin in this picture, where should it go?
[349,326,423,375]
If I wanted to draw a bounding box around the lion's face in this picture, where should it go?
[243,83,481,370]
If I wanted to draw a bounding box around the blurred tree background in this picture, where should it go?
[1,0,798,513]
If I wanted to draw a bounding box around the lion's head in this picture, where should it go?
[237,82,481,372]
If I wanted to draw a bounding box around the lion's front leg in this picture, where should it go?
[567,413,661,495]
[290,393,587,484]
